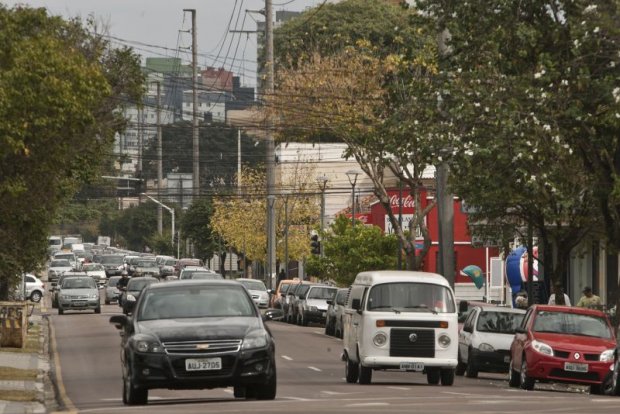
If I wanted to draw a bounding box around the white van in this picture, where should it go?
[342,270,458,385]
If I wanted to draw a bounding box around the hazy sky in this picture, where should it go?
[3,0,325,86]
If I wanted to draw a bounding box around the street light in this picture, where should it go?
[141,193,176,257]
[316,175,328,257]
[346,170,360,228]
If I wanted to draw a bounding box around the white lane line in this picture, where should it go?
[321,390,360,395]
[387,386,410,391]
[308,366,322,372]
[346,402,390,407]
[443,391,474,396]
[281,355,293,361]
[280,396,311,401]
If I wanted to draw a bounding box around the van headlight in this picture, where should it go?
[373,332,388,347]
[600,349,615,362]
[438,334,451,348]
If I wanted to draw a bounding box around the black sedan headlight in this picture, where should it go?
[131,334,164,353]
[241,330,269,350]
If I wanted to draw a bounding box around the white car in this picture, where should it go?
[81,263,107,287]
[456,305,526,378]
[236,278,271,308]
[21,274,45,303]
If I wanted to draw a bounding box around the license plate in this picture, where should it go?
[185,358,222,371]
[504,356,510,363]
[564,362,588,373]
[400,362,424,371]
[73,301,86,306]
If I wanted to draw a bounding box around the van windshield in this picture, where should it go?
[367,282,455,313]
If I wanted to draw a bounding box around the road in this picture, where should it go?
[49,299,620,414]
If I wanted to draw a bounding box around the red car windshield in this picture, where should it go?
[533,310,612,339]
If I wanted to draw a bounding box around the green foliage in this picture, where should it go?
[0,5,143,296]
[306,215,398,286]
[180,198,217,262]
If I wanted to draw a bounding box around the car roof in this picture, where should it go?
[475,306,526,314]
[147,279,242,290]
[531,304,607,317]
[354,270,452,288]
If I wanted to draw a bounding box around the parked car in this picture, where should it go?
[81,263,107,287]
[456,306,526,377]
[18,274,45,303]
[508,304,616,394]
[133,259,161,279]
[57,276,101,315]
[101,254,126,277]
[296,285,338,326]
[119,277,159,315]
[271,279,298,309]
[325,288,349,338]
[236,278,271,309]
[105,276,122,305]
[48,259,74,284]
[109,280,278,405]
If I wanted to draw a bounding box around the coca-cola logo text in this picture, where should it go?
[389,195,415,209]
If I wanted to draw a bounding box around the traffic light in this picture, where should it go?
[310,234,320,255]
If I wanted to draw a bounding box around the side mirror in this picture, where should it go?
[109,314,128,330]
[352,298,361,311]
[263,308,284,321]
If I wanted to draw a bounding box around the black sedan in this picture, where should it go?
[109,280,278,405]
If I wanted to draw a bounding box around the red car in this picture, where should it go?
[509,304,615,394]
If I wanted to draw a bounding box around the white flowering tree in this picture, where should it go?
[414,0,619,297]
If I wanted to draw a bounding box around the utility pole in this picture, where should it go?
[265,0,276,290]
[184,8,199,201]
[137,107,143,175]
[156,81,163,235]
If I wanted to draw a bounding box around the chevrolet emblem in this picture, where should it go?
[196,344,210,350]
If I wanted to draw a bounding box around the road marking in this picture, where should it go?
[321,390,360,395]
[346,402,390,407]
[387,386,411,391]
[443,391,473,396]
[49,320,77,412]
[280,396,311,401]
[308,366,322,372]
[281,355,293,361]
[223,389,233,394]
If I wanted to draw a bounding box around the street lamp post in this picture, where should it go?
[142,193,176,256]
[316,175,328,257]
[346,170,360,228]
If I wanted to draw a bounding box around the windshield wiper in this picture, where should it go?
[396,305,438,315]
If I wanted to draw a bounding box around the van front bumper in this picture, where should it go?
[362,356,458,369]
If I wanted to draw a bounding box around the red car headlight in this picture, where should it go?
[531,340,553,356]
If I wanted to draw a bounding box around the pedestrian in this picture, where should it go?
[515,290,529,309]
[576,286,603,309]
[277,268,286,287]
[548,282,571,306]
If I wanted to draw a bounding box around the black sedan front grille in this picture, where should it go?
[390,329,435,358]
[162,339,242,355]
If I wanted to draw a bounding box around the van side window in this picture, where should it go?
[347,285,365,309]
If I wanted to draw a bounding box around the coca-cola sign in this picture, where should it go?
[388,194,415,210]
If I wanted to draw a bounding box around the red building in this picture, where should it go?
[360,188,498,284]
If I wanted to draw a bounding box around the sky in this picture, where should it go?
[3,0,325,87]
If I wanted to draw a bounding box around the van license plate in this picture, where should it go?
[564,362,588,373]
[400,362,424,371]
[185,358,222,371]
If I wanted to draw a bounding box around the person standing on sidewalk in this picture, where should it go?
[576,286,602,309]
[548,282,571,306]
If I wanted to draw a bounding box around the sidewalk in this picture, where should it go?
[0,309,55,414]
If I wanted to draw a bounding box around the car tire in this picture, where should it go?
[508,359,521,388]
[455,351,466,376]
[426,368,440,385]
[105,299,110,305]
[520,358,535,390]
[30,291,42,303]
[345,354,359,383]
[358,364,372,384]
[123,364,148,405]
[440,368,455,386]
[254,372,277,400]
[58,307,64,315]
[613,358,620,396]
[233,386,245,398]
[465,350,478,378]
[590,383,604,395]
[95,306,101,314]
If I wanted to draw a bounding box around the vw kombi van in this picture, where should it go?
[342,271,458,385]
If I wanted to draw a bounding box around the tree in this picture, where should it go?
[0,6,143,297]
[306,215,398,286]
[180,198,217,262]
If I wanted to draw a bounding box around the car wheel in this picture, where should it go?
[345,354,359,383]
[105,299,110,305]
[613,358,620,396]
[465,350,478,378]
[30,291,42,303]
[254,372,277,400]
[325,318,333,336]
[123,363,148,405]
[359,364,372,384]
[520,358,535,390]
[508,359,521,388]
[233,386,245,398]
[440,368,455,386]
[455,351,466,376]
[590,383,604,395]
[426,368,440,385]
[58,307,64,315]
[95,306,101,314]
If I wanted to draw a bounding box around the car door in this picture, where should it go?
[344,285,367,361]
[459,309,478,362]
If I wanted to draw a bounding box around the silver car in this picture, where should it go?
[236,278,271,309]
[105,276,122,305]
[57,276,101,315]
[48,259,74,283]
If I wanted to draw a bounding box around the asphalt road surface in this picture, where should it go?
[49,298,620,414]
